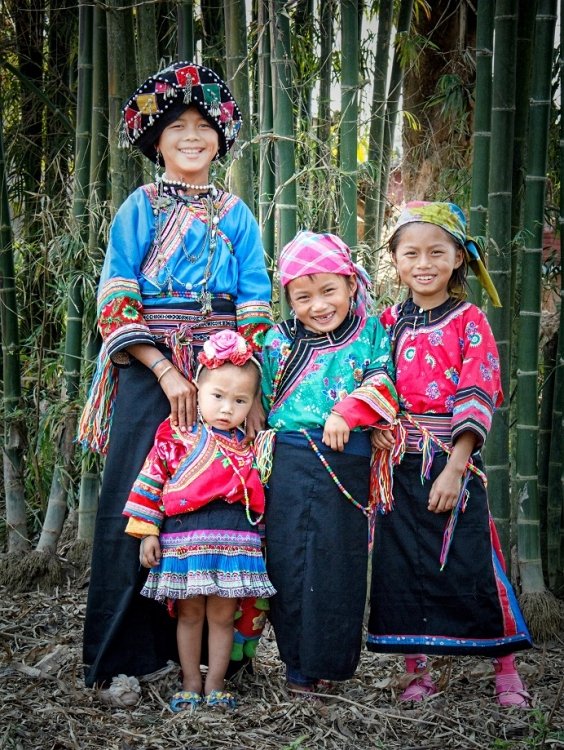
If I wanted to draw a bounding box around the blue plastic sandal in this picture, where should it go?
[169,690,203,713]
[205,689,237,708]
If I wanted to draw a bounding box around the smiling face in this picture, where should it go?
[197,362,258,431]
[286,272,357,334]
[156,105,219,185]
[392,223,464,309]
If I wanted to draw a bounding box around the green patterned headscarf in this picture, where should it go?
[391,201,501,307]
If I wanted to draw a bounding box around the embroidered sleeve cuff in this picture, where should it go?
[332,398,381,429]
[452,419,487,448]
[125,517,160,538]
[236,301,273,352]
[106,331,156,365]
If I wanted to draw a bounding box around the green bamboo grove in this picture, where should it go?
[0,1,562,637]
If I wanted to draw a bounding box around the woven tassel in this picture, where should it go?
[253,429,276,484]
[420,431,437,481]
[77,346,119,455]
[165,324,193,379]
[439,469,471,570]
[369,420,406,514]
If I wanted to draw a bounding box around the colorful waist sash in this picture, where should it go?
[400,413,453,453]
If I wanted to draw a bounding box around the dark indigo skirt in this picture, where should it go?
[265,432,371,681]
[83,355,177,687]
[366,452,532,657]
[83,302,239,687]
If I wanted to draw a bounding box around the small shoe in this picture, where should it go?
[169,690,203,713]
[399,673,438,703]
[205,689,237,709]
[495,673,532,708]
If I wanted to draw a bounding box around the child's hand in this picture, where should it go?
[371,426,395,451]
[322,412,350,452]
[140,535,161,568]
[428,463,463,514]
[428,431,476,513]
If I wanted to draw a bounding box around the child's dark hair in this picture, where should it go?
[389,224,469,301]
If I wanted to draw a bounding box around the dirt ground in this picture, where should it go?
[1,578,563,750]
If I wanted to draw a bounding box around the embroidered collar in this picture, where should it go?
[399,296,465,325]
[271,314,363,409]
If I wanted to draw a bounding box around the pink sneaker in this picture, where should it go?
[495,673,532,708]
[400,672,438,703]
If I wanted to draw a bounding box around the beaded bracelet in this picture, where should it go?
[329,409,346,419]
[157,365,174,383]
[149,355,168,371]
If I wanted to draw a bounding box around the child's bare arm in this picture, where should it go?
[428,432,476,513]
[139,535,162,568]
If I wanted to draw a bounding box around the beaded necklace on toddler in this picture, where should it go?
[213,432,264,527]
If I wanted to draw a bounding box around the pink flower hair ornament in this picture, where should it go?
[197,330,260,372]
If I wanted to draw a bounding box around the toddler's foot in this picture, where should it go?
[399,673,437,703]
[169,690,202,713]
[205,689,237,709]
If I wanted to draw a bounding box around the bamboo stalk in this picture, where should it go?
[468,0,494,305]
[484,0,518,564]
[76,2,108,544]
[510,0,538,310]
[363,0,393,250]
[270,0,297,318]
[0,103,28,554]
[514,0,563,638]
[37,0,93,554]
[107,0,142,210]
[257,0,275,276]
[538,334,561,589]
[339,0,359,250]
[377,0,414,243]
[224,0,254,207]
[315,0,335,232]
[202,0,226,79]
[177,0,195,60]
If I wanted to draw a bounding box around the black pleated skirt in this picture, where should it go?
[83,355,178,687]
[265,434,371,681]
[366,452,532,657]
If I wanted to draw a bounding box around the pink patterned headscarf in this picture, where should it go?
[279,231,373,319]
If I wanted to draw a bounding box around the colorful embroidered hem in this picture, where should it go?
[142,528,276,602]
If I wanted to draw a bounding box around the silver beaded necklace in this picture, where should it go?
[150,181,220,314]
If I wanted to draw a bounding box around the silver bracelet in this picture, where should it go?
[149,355,168,371]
